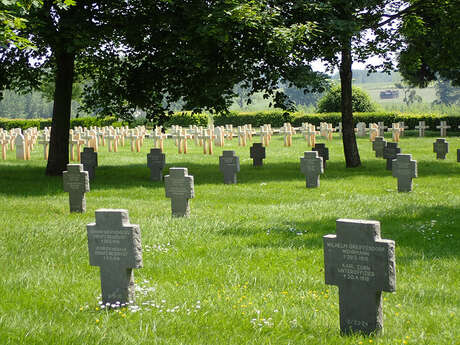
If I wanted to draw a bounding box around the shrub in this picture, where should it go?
[317,86,377,113]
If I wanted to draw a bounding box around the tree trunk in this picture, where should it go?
[46,52,75,176]
[340,38,361,168]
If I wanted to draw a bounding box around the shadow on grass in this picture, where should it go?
[0,157,458,196]
[216,205,460,261]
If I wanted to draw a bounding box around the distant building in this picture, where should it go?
[380,90,399,99]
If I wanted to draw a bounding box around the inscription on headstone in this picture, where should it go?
[81,147,98,181]
[87,209,142,304]
[433,138,448,159]
[147,148,166,181]
[323,219,396,335]
[164,167,194,217]
[250,143,266,166]
[300,151,324,188]
[219,150,240,184]
[63,164,90,213]
[392,154,417,192]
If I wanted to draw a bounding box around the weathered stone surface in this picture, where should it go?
[433,138,448,159]
[164,167,194,217]
[219,150,240,184]
[63,164,90,213]
[323,219,396,335]
[312,143,329,169]
[147,148,166,181]
[15,133,25,160]
[415,121,428,137]
[372,137,387,158]
[250,143,266,166]
[392,154,417,192]
[300,151,324,188]
[383,142,401,170]
[81,147,98,181]
[87,209,142,305]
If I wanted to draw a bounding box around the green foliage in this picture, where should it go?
[433,79,460,106]
[399,0,460,86]
[316,86,377,113]
[213,110,292,127]
[163,112,209,128]
[395,82,422,106]
[0,116,121,130]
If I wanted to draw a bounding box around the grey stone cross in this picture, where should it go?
[165,167,194,217]
[300,151,324,188]
[377,122,387,137]
[392,154,417,192]
[87,209,142,305]
[250,143,266,166]
[63,164,90,213]
[383,142,401,170]
[219,150,240,184]
[415,121,428,137]
[147,148,166,181]
[372,137,387,158]
[436,121,451,137]
[81,147,98,181]
[323,219,396,335]
[313,143,329,169]
[433,138,448,159]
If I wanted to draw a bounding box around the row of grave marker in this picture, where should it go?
[87,208,396,335]
[67,136,450,216]
[2,120,459,160]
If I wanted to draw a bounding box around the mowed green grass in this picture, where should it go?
[0,132,459,345]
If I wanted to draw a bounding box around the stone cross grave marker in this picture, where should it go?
[372,136,387,158]
[436,121,450,137]
[300,151,324,188]
[399,122,408,136]
[415,121,428,137]
[147,148,166,181]
[87,209,142,305]
[433,138,448,159]
[15,133,25,160]
[219,150,240,184]
[81,147,98,181]
[165,167,195,217]
[377,122,387,137]
[250,143,266,166]
[392,153,417,192]
[63,164,90,213]
[383,142,401,170]
[323,219,396,335]
[356,122,367,137]
[313,143,329,169]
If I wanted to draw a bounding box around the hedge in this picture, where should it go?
[213,110,460,131]
[1,112,459,131]
[0,116,124,130]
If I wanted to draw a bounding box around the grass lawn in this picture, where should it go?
[0,132,459,345]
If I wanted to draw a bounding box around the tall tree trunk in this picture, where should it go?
[45,52,75,176]
[340,38,361,168]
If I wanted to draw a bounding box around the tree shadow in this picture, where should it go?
[215,205,460,261]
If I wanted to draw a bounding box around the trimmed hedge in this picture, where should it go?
[0,116,124,130]
[213,110,460,131]
[163,112,208,127]
[1,112,459,131]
